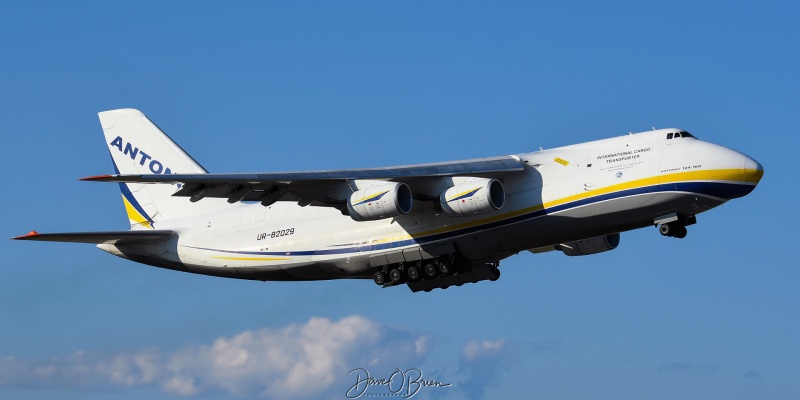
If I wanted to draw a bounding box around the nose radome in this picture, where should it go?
[744,157,761,172]
[744,156,764,179]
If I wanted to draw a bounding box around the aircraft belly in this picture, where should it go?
[638,191,725,217]
[454,190,722,261]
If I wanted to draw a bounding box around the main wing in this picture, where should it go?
[81,156,525,207]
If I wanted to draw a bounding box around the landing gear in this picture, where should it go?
[423,262,438,278]
[489,265,500,281]
[438,260,452,276]
[374,262,433,287]
[658,222,688,239]
[656,214,695,239]
[373,271,386,286]
[372,256,501,292]
[389,268,403,283]
[406,266,420,281]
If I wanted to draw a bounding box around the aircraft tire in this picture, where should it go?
[490,266,500,281]
[407,266,420,281]
[423,263,438,278]
[438,261,452,276]
[658,223,672,237]
[675,226,688,239]
[373,272,386,286]
[389,268,403,283]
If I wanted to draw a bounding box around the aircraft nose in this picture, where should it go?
[743,155,764,184]
[704,144,763,199]
[744,156,763,180]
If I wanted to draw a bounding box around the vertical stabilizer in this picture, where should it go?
[99,109,228,228]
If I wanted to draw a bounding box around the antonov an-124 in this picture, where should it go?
[14,109,763,292]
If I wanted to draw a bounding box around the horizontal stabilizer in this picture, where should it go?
[12,230,173,244]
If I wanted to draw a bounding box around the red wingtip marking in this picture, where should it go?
[12,231,39,240]
[80,174,113,181]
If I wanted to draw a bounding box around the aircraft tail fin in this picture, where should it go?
[99,109,228,228]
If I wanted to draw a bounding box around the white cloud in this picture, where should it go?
[414,336,430,357]
[0,315,430,399]
[458,339,510,400]
[461,339,506,361]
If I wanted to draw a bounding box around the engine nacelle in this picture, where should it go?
[347,182,413,221]
[559,233,620,256]
[439,178,505,217]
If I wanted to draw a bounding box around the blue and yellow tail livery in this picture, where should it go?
[99,109,228,228]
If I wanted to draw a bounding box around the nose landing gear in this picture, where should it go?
[655,213,696,239]
[658,222,687,238]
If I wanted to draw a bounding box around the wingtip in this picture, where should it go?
[80,174,113,181]
[12,231,40,240]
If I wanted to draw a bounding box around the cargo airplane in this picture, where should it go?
[14,109,763,292]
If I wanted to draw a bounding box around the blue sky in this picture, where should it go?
[1,1,797,399]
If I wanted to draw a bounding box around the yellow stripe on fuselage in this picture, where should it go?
[543,168,761,214]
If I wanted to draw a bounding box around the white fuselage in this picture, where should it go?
[99,129,762,282]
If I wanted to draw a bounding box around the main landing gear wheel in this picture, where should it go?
[658,223,672,236]
[373,272,386,286]
[438,261,452,276]
[674,226,688,239]
[389,268,403,283]
[407,266,420,281]
[423,263,438,278]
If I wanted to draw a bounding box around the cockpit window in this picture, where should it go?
[667,130,697,140]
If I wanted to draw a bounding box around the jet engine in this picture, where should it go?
[559,233,620,256]
[347,182,413,221]
[439,178,505,217]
